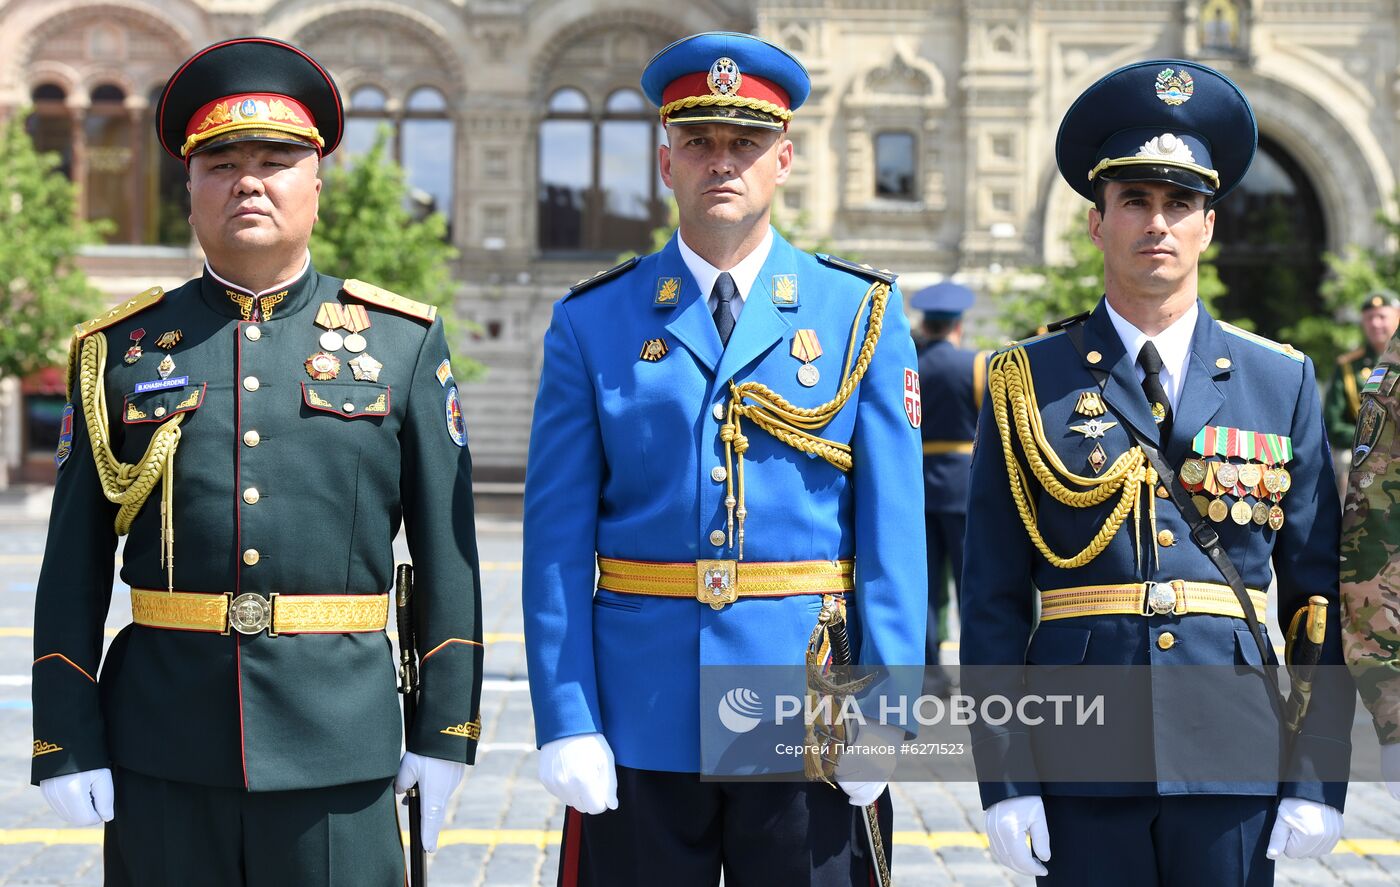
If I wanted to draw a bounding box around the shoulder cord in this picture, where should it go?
[78,332,184,592]
[987,344,1158,571]
[719,280,888,559]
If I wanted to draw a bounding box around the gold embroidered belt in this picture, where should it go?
[922,440,974,455]
[131,588,389,636]
[597,557,854,611]
[1039,581,1267,622]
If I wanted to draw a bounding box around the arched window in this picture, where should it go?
[83,83,135,243]
[339,85,455,233]
[402,87,455,232]
[25,83,73,179]
[145,85,189,245]
[538,86,669,254]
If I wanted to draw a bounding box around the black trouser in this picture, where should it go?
[104,767,405,887]
[1038,794,1276,886]
[556,765,892,887]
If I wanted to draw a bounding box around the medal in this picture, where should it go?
[1262,468,1282,494]
[344,333,368,354]
[154,330,183,350]
[319,330,345,352]
[1237,463,1262,489]
[1208,498,1229,523]
[1215,463,1239,491]
[1191,494,1210,517]
[1268,505,1285,530]
[1179,458,1207,487]
[1275,468,1292,494]
[1252,501,1270,525]
[124,328,146,365]
[316,302,372,356]
[157,354,176,380]
[640,338,669,363]
[1231,499,1253,525]
[1070,418,1118,439]
[1074,391,1107,418]
[305,351,341,381]
[791,329,822,387]
[349,352,383,382]
[1088,442,1108,474]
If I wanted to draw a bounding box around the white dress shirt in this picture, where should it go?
[205,250,311,296]
[677,227,775,325]
[1103,298,1198,413]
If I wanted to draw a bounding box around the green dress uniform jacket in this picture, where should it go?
[1323,345,1380,451]
[31,264,483,792]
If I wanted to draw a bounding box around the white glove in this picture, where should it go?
[984,795,1051,877]
[835,722,902,807]
[39,768,115,827]
[1382,743,1400,801]
[394,752,466,852]
[538,732,618,815]
[1266,797,1343,860]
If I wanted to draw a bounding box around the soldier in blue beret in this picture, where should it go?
[962,60,1352,884]
[523,30,925,886]
[31,37,483,884]
[910,282,988,697]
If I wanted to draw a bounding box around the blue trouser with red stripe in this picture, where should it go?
[556,765,892,887]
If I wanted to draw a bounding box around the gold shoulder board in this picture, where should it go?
[342,279,437,324]
[74,287,165,339]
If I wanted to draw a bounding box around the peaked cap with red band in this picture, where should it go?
[156,36,343,160]
[641,31,810,131]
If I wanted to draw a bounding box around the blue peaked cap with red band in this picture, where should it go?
[642,32,810,131]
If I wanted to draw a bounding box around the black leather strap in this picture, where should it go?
[1061,320,1284,712]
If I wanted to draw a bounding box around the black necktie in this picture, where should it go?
[1137,340,1173,440]
[712,272,737,347]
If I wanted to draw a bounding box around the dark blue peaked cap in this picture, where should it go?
[910,282,975,319]
[1056,59,1256,204]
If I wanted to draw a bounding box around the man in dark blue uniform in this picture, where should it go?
[911,282,987,695]
[961,60,1351,885]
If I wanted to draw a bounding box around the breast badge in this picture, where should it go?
[305,351,341,381]
[639,338,669,362]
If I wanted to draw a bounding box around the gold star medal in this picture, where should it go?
[791,329,822,387]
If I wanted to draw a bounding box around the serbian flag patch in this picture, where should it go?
[903,368,921,428]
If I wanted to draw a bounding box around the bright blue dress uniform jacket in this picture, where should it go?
[961,299,1352,810]
[523,231,927,772]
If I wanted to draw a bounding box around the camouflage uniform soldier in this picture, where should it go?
[1339,333,1400,800]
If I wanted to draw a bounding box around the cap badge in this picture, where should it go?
[1155,68,1194,105]
[239,98,258,118]
[708,57,742,97]
[1136,133,1197,164]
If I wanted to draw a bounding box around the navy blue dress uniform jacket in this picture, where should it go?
[917,340,985,514]
[522,231,927,772]
[960,299,1352,811]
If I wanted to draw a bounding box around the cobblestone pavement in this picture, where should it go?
[0,489,1395,885]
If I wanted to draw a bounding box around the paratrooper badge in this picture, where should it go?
[771,274,798,306]
[1353,398,1386,468]
[655,277,681,306]
[1155,68,1194,105]
[639,338,669,362]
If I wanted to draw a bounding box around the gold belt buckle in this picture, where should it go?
[226,592,278,636]
[696,560,739,610]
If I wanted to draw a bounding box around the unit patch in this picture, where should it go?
[771,274,798,306]
[655,277,681,306]
[446,384,467,447]
[1354,398,1387,468]
[435,359,453,387]
[903,368,922,428]
[54,404,74,469]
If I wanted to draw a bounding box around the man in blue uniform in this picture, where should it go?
[522,31,925,886]
[962,60,1351,884]
[912,282,987,695]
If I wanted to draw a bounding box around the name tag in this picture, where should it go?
[134,376,189,394]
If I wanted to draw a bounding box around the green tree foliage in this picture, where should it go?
[0,110,107,378]
[993,222,1229,344]
[1300,193,1400,369]
[309,129,480,378]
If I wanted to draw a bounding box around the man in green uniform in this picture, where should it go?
[1340,330,1400,801]
[1323,290,1400,454]
[30,37,483,885]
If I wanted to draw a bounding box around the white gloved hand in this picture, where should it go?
[394,752,466,852]
[538,732,618,815]
[1266,797,1343,860]
[984,795,1051,877]
[835,722,902,807]
[1382,743,1400,801]
[39,768,115,827]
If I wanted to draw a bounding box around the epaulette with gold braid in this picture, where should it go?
[342,279,437,323]
[74,287,165,339]
[1219,321,1304,363]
